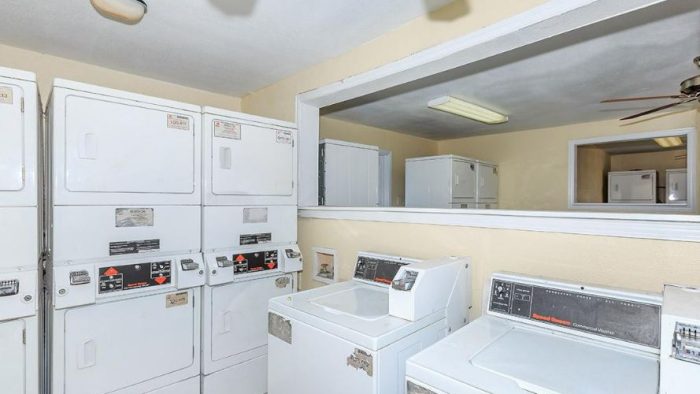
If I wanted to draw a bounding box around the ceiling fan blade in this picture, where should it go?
[601,95,686,103]
[620,98,697,121]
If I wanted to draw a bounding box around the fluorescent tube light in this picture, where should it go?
[654,136,683,148]
[428,96,508,124]
[91,0,147,24]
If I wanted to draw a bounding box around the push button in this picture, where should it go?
[180,259,200,271]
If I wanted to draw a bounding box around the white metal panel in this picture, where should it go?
[405,158,451,208]
[268,314,377,394]
[50,82,201,205]
[321,140,379,207]
[209,274,293,364]
[52,205,201,262]
[62,291,197,394]
[608,170,656,203]
[0,73,38,207]
[452,159,476,200]
[666,169,687,203]
[144,376,200,394]
[0,270,37,321]
[202,354,267,394]
[476,162,498,203]
[0,319,26,394]
[0,207,38,271]
[202,205,297,252]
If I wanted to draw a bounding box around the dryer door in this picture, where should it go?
[210,273,294,362]
[63,96,196,194]
[211,123,294,197]
[62,290,196,394]
[0,319,26,394]
[0,81,25,193]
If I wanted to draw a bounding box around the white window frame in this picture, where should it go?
[569,128,696,213]
[293,0,700,243]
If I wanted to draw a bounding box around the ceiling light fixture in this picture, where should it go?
[91,0,147,24]
[428,96,508,124]
[654,136,684,148]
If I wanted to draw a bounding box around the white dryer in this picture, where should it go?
[0,66,41,394]
[201,107,302,394]
[268,254,472,394]
[406,272,663,394]
[46,80,204,394]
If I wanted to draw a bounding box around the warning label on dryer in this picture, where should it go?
[167,113,190,130]
[276,130,292,144]
[240,232,272,245]
[109,239,160,256]
[166,292,189,308]
[115,208,154,227]
[0,87,12,104]
[213,119,241,139]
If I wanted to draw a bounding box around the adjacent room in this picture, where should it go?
[0,0,699,393]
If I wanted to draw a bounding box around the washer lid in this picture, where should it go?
[269,280,444,350]
[407,316,659,394]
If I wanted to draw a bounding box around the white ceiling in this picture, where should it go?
[0,0,451,96]
[324,2,700,140]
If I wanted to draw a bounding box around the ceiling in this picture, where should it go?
[324,1,700,140]
[0,0,451,96]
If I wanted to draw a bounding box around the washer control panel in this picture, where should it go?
[354,254,413,286]
[488,277,661,348]
[98,261,172,293]
[673,322,700,364]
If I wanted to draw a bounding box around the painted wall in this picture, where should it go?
[0,43,241,110]
[436,110,698,211]
[576,146,609,203]
[298,217,700,317]
[320,117,438,206]
[241,0,548,120]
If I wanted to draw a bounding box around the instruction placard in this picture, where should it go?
[166,292,189,308]
[0,87,13,105]
[167,113,190,130]
[115,208,154,227]
[276,130,292,144]
[213,119,241,139]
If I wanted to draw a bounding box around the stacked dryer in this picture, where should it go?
[0,66,41,394]
[45,80,205,394]
[200,107,302,394]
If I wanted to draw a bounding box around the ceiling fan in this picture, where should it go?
[601,56,700,120]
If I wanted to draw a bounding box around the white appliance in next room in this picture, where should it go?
[319,139,379,207]
[608,169,657,204]
[660,285,700,393]
[406,272,663,394]
[268,253,471,394]
[46,80,204,394]
[666,168,687,204]
[200,107,302,394]
[406,156,499,209]
[0,66,41,394]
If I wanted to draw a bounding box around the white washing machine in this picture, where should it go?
[268,254,472,394]
[0,66,41,394]
[406,272,663,394]
[201,107,302,394]
[45,80,205,394]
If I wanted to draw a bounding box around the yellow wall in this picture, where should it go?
[299,218,700,317]
[0,43,241,110]
[241,0,548,120]
[321,117,438,206]
[436,110,699,211]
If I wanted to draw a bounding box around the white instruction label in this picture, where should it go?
[213,119,241,139]
[166,292,189,308]
[276,130,292,144]
[115,208,154,227]
[243,207,268,224]
[0,87,13,105]
[167,113,190,130]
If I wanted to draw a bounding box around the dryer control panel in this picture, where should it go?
[488,275,661,348]
[98,261,172,293]
[231,250,278,275]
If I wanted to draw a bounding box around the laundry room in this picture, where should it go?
[1,0,700,394]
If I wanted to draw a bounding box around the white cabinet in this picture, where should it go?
[319,139,379,207]
[608,170,657,203]
[406,155,492,208]
[666,168,687,204]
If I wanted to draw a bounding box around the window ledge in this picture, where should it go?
[298,207,700,243]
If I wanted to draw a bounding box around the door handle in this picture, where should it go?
[221,311,232,333]
[78,339,97,369]
[219,147,232,169]
[78,133,97,160]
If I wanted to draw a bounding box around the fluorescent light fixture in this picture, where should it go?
[428,96,508,124]
[654,136,684,148]
[91,0,147,24]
